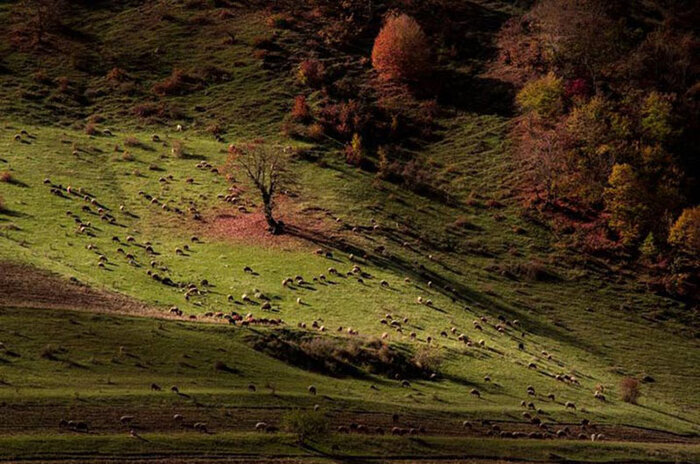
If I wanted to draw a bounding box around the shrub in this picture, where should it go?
[282,409,329,443]
[620,377,641,404]
[668,206,700,254]
[371,13,431,81]
[345,133,364,166]
[290,95,311,122]
[306,123,324,140]
[639,233,657,261]
[516,72,565,118]
[0,171,13,183]
[106,67,128,82]
[411,345,443,373]
[40,344,63,360]
[152,69,202,96]
[266,13,292,29]
[171,140,185,158]
[56,76,70,93]
[33,69,51,84]
[296,59,324,87]
[123,136,143,148]
[84,122,97,135]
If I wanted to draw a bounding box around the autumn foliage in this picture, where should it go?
[498,0,698,299]
[371,13,430,82]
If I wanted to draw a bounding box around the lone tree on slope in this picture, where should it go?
[226,142,290,235]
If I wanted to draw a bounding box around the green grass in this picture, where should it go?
[0,122,698,435]
[1,432,698,463]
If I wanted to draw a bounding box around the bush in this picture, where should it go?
[668,206,700,255]
[171,140,185,158]
[0,171,13,183]
[84,122,97,135]
[153,69,203,96]
[290,95,311,122]
[123,136,144,148]
[620,377,641,404]
[106,67,128,83]
[345,133,364,166]
[282,409,329,443]
[371,13,431,82]
[411,345,443,373]
[40,344,64,360]
[306,123,324,140]
[516,72,565,118]
[266,13,292,29]
[296,59,324,87]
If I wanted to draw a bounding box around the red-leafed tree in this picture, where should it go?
[371,13,431,82]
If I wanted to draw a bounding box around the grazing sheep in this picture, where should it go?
[484,375,491,382]
[194,422,208,433]
[470,388,481,398]
[594,391,606,401]
[380,280,389,287]
[565,401,576,410]
[401,380,411,388]
[150,383,162,391]
[528,362,537,369]
[462,420,471,428]
[171,386,179,394]
[547,393,555,401]
[307,385,317,395]
[120,415,134,425]
[243,266,253,273]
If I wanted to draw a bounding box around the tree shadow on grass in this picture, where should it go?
[285,223,603,357]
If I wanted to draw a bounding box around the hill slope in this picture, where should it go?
[0,0,698,462]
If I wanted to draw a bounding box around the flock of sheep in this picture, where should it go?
[32,128,605,442]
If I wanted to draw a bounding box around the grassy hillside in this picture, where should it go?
[0,0,698,462]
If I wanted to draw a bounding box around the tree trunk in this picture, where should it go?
[261,192,283,235]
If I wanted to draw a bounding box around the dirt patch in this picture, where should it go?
[0,262,160,318]
[201,195,333,251]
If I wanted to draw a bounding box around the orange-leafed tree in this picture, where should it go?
[371,13,430,82]
[668,206,700,255]
[604,163,647,246]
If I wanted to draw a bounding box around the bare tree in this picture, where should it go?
[226,143,290,235]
